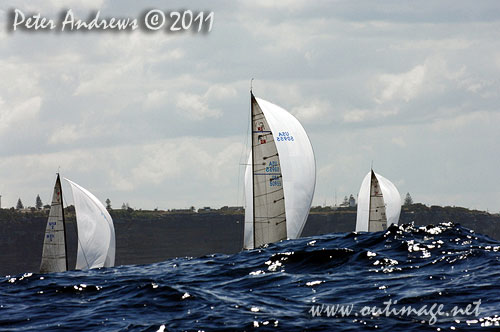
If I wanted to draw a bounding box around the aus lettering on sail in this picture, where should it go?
[266,161,280,173]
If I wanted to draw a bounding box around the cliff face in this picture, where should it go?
[400,204,500,240]
[303,204,500,241]
[0,205,498,275]
[0,209,244,276]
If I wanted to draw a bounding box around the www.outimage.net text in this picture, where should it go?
[309,299,482,325]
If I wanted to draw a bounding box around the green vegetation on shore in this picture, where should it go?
[1,203,498,220]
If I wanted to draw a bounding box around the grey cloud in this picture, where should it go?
[1,1,499,212]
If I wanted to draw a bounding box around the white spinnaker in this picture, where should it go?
[65,178,115,269]
[356,171,401,232]
[377,174,401,228]
[244,96,316,249]
[40,175,67,273]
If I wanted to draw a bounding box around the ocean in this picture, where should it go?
[1,222,499,331]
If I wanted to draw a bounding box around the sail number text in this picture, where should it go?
[270,176,282,187]
[276,131,294,142]
[266,161,280,173]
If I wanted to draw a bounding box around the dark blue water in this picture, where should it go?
[1,222,499,331]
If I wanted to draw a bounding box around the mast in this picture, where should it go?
[368,169,374,228]
[251,89,257,249]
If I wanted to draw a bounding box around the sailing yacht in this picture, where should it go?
[355,170,401,232]
[40,174,115,273]
[244,91,316,249]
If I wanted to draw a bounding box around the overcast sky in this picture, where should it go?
[0,0,499,212]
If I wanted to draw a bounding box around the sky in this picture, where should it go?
[0,0,499,212]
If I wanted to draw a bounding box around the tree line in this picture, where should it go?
[11,192,416,211]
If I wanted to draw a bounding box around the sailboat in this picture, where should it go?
[355,170,401,232]
[244,91,316,249]
[40,174,115,273]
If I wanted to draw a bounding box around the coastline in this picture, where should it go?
[1,204,498,276]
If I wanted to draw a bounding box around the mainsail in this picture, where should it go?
[244,93,316,249]
[356,170,401,232]
[368,170,387,232]
[250,93,287,248]
[40,174,68,273]
[65,178,115,269]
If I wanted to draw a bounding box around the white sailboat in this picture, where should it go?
[40,175,115,272]
[244,91,316,249]
[355,170,401,232]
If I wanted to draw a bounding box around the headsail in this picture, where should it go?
[356,170,401,232]
[40,174,67,273]
[65,178,115,269]
[244,94,316,249]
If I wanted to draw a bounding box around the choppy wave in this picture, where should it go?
[1,222,500,331]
